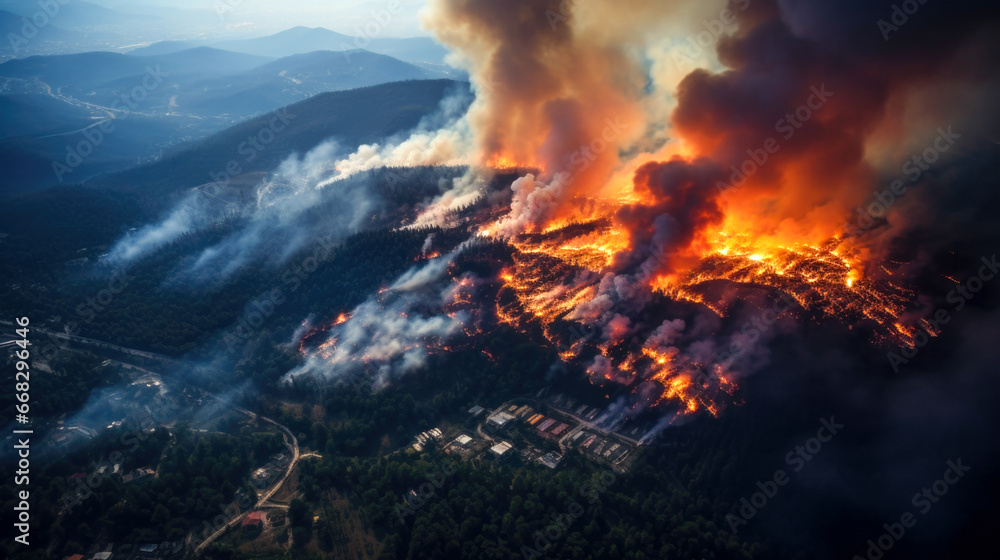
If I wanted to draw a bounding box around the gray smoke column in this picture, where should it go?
[420,0,723,232]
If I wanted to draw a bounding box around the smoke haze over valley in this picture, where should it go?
[1,2,999,559]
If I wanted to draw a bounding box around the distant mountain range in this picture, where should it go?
[0,47,270,88]
[0,6,450,68]
[93,79,468,196]
[0,0,450,67]
[0,44,460,195]
[0,79,465,272]
[0,0,150,27]
[132,26,451,66]
[0,9,83,53]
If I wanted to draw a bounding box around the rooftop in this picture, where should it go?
[488,412,515,427]
[490,441,513,456]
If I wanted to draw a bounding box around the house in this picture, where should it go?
[487,412,515,429]
[537,452,563,469]
[537,418,556,432]
[489,441,514,458]
[242,511,267,536]
[123,467,154,484]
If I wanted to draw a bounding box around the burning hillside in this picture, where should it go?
[287,0,1000,425]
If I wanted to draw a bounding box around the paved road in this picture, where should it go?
[0,320,185,364]
[194,404,299,554]
[0,321,302,554]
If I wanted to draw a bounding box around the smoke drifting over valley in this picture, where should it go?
[105,140,376,284]
[86,3,1000,548]
[4,1,1000,558]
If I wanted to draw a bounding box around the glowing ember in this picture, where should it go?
[479,194,920,415]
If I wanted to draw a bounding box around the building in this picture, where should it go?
[489,441,514,458]
[550,423,570,437]
[242,511,267,536]
[468,405,485,417]
[537,452,563,469]
[452,434,473,447]
[537,418,556,432]
[487,412,515,429]
[414,428,444,450]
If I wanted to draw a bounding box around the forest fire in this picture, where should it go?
[472,166,924,415]
[291,0,994,421]
[412,0,992,415]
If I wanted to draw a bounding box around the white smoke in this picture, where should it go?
[319,86,475,186]
[283,248,474,388]
[105,140,379,285]
[492,173,564,237]
[106,192,216,263]
[404,168,485,230]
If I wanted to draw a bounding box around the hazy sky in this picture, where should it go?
[91,0,431,38]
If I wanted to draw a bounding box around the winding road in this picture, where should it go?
[194,404,300,554]
[0,321,305,554]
